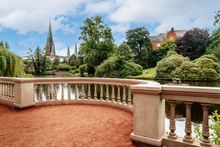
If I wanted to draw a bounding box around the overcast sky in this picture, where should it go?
[0,0,219,56]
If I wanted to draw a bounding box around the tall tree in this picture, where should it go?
[126,27,152,68]
[30,47,47,74]
[206,28,220,60]
[214,10,220,25]
[79,16,115,76]
[176,28,209,60]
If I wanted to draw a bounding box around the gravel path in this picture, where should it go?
[0,104,133,147]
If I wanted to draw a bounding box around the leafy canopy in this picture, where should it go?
[176,28,209,60]
[126,27,152,68]
[79,16,115,76]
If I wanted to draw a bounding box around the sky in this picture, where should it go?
[0,0,219,56]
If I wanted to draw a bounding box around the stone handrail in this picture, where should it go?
[0,77,151,110]
[1,77,220,147]
[131,84,220,147]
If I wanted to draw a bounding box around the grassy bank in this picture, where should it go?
[128,68,156,80]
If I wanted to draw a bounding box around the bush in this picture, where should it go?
[194,111,220,145]
[95,56,143,78]
[156,54,220,81]
[155,54,189,79]
[56,63,71,71]
[79,64,88,77]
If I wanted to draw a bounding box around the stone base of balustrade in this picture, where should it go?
[163,136,201,147]
[130,132,163,147]
[35,99,133,113]
[0,99,14,107]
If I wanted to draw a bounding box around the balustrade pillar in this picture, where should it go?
[201,104,211,146]
[53,84,57,101]
[88,84,91,99]
[39,84,43,102]
[94,84,97,100]
[106,84,110,102]
[168,100,177,139]
[67,83,71,100]
[117,85,121,103]
[75,84,78,99]
[127,87,132,106]
[61,83,64,100]
[100,84,104,101]
[111,85,115,102]
[81,84,85,99]
[183,102,193,143]
[122,86,126,104]
[46,84,50,100]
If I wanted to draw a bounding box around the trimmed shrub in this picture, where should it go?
[57,63,71,71]
[95,56,142,78]
[155,54,189,79]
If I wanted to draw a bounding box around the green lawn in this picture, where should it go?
[128,68,156,80]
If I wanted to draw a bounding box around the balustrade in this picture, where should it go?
[0,77,220,147]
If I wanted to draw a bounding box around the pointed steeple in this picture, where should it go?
[74,44,78,56]
[67,46,70,57]
[45,19,55,56]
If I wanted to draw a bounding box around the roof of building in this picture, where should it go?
[149,28,187,42]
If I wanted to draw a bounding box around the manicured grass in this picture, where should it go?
[128,68,156,80]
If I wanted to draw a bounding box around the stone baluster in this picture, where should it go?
[67,83,71,100]
[61,83,64,100]
[75,84,79,99]
[46,84,50,101]
[94,84,97,100]
[111,85,115,102]
[127,87,132,106]
[0,83,1,97]
[201,104,211,146]
[183,102,193,143]
[53,84,57,101]
[88,84,91,100]
[122,86,126,104]
[168,100,177,139]
[117,85,121,103]
[106,84,110,102]
[39,84,43,102]
[100,84,104,101]
[81,84,85,99]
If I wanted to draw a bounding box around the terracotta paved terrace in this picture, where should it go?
[0,104,133,147]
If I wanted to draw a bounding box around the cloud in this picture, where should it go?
[109,0,219,33]
[0,0,87,34]
[84,1,115,14]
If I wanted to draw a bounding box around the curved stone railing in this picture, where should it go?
[0,77,152,111]
[1,77,220,147]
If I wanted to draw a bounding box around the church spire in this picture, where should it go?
[45,19,55,56]
[67,46,70,57]
[74,44,78,56]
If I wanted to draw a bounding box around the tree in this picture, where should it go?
[126,27,152,68]
[176,28,209,60]
[52,56,60,69]
[30,47,47,74]
[0,45,26,77]
[214,10,220,25]
[79,16,115,76]
[149,40,178,67]
[117,42,133,61]
[4,42,9,50]
[206,28,220,60]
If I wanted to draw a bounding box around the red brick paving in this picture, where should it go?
[0,104,133,147]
